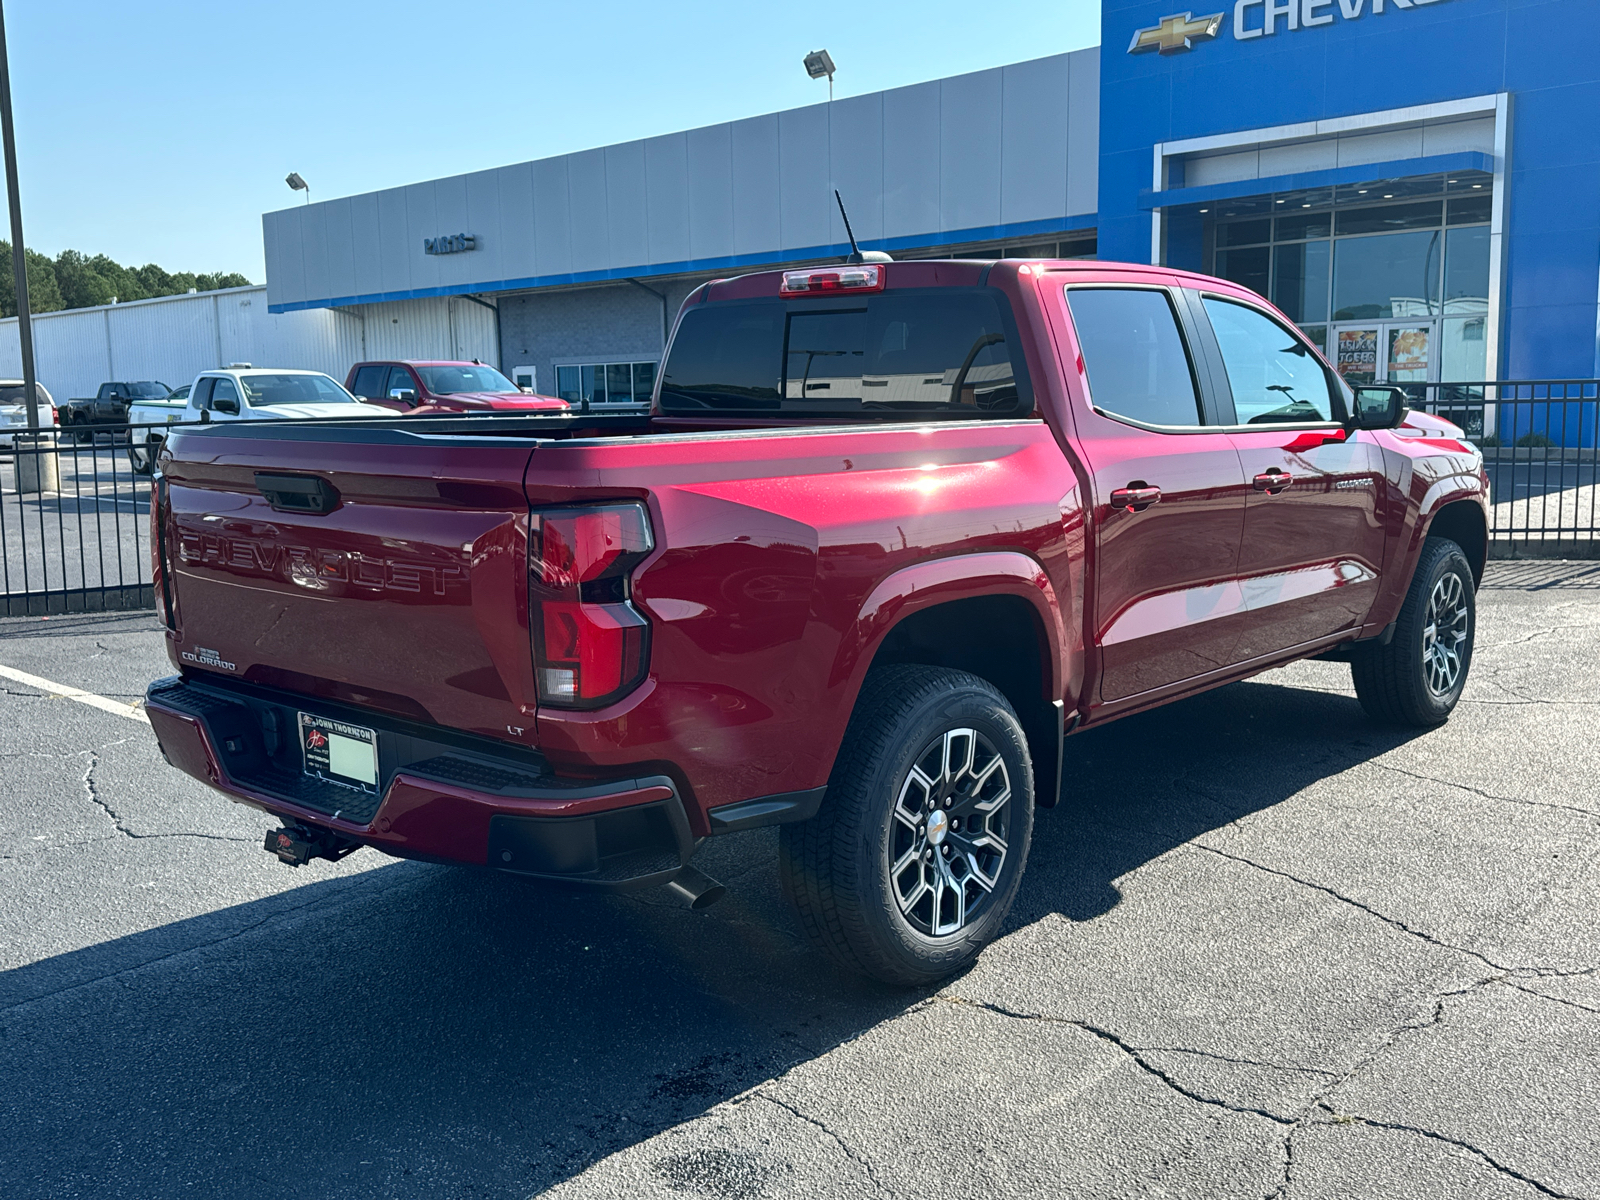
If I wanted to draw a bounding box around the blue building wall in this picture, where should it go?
[1098,0,1600,380]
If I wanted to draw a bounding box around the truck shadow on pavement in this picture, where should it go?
[0,674,1423,1199]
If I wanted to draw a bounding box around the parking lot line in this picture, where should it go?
[0,662,150,724]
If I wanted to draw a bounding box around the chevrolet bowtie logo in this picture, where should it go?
[1127,11,1225,55]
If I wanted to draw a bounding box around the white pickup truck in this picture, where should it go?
[127,367,391,474]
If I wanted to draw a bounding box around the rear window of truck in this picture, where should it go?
[659,289,1031,419]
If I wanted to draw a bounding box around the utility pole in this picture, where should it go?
[0,0,40,432]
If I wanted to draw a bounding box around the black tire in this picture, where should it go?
[779,665,1035,987]
[127,435,159,476]
[1351,537,1476,727]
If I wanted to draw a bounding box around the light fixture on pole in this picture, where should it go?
[803,49,836,101]
[286,172,309,204]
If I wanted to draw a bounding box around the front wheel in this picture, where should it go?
[780,665,1034,986]
[1351,537,1476,727]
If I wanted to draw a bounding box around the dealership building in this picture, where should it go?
[78,0,1600,410]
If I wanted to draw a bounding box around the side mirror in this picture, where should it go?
[388,387,418,406]
[212,397,239,416]
[1346,385,1406,431]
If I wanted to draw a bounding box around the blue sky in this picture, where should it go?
[6,1,1101,282]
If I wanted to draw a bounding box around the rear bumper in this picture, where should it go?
[145,675,696,890]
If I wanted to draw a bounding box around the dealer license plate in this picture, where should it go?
[298,713,378,791]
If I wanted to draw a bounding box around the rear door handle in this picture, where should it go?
[1109,484,1162,513]
[1253,470,1293,494]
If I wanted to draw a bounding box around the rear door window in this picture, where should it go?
[1064,287,1203,428]
[191,378,215,408]
[350,365,388,400]
[659,288,1029,419]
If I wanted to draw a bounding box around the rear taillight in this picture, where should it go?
[530,503,654,708]
[780,264,884,294]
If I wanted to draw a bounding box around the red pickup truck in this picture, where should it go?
[145,258,1487,984]
[346,360,568,414]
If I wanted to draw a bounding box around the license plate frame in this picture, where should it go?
[298,712,379,792]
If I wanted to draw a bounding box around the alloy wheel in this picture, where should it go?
[1422,571,1469,696]
[888,727,1012,937]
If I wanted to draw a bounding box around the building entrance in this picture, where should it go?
[1328,322,1438,386]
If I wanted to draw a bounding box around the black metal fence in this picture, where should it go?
[1413,380,1600,550]
[1,424,154,616]
[3,386,1599,618]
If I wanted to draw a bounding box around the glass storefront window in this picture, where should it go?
[1298,325,1328,355]
[1443,226,1490,316]
[1216,245,1270,299]
[557,365,580,405]
[633,361,656,399]
[1440,316,1488,382]
[1387,326,1433,383]
[1332,229,1442,320]
[555,361,659,407]
[1447,194,1493,225]
[1217,219,1271,247]
[1275,212,1331,240]
[1272,240,1331,323]
[607,362,633,403]
[1334,200,1444,235]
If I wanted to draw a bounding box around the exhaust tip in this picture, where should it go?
[665,865,726,910]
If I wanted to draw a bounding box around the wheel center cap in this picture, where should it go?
[926,809,949,846]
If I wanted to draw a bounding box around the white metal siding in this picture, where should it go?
[0,286,481,401]
[264,47,1102,311]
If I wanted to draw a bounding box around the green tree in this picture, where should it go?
[23,247,253,311]
[0,241,63,317]
[53,250,115,309]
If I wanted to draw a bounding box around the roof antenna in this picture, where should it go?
[835,190,892,264]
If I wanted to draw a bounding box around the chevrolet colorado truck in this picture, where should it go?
[144,258,1488,985]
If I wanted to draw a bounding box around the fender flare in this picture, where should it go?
[831,551,1066,696]
[1370,473,1489,632]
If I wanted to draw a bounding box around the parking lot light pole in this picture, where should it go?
[0,0,39,434]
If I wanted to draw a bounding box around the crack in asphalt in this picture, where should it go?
[1305,1106,1595,1200]
[1367,760,1600,820]
[1192,843,1593,978]
[1263,971,1600,1200]
[1501,979,1600,1018]
[755,1094,899,1199]
[940,995,1298,1126]
[71,747,252,846]
[1133,1045,1340,1080]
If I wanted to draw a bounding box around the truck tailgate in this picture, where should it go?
[160,427,538,743]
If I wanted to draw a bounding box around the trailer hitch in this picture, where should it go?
[264,824,362,868]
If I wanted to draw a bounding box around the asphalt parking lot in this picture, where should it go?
[2,560,1599,1199]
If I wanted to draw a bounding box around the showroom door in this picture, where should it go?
[1331,322,1438,386]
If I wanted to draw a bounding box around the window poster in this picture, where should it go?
[1336,329,1378,381]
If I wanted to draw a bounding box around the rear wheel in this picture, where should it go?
[779,665,1034,986]
[127,434,161,476]
[1351,537,1476,727]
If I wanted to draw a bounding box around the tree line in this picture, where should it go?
[0,242,251,318]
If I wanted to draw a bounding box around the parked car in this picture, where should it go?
[346,360,568,413]
[144,257,1489,985]
[60,381,170,442]
[125,384,191,475]
[0,380,57,448]
[128,368,393,475]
